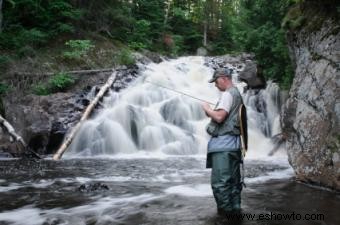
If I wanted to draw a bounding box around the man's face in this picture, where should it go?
[214,77,228,91]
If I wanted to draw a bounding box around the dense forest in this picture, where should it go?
[0,0,330,92]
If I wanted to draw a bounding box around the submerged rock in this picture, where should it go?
[78,182,110,192]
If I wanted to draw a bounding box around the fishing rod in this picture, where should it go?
[144,79,215,106]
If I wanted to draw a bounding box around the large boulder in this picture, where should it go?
[2,93,84,155]
[281,2,340,190]
[238,60,266,89]
[204,53,265,89]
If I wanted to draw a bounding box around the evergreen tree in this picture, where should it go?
[230,0,294,88]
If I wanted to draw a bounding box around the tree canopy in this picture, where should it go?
[0,0,315,88]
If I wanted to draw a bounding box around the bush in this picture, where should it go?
[0,28,49,50]
[128,41,147,50]
[32,72,75,95]
[63,40,94,60]
[128,20,152,50]
[21,28,49,46]
[32,83,50,96]
[0,56,11,71]
[17,46,36,58]
[116,49,135,66]
[0,83,10,95]
[49,72,75,92]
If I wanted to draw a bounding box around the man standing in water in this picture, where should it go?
[202,68,243,215]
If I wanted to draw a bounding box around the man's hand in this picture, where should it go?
[202,102,228,123]
[202,102,211,116]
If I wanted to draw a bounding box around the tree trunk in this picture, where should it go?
[53,72,117,160]
[163,0,172,27]
[0,0,3,33]
[203,20,207,47]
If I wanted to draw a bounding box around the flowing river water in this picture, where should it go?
[0,57,339,225]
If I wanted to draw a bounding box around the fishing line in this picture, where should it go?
[144,79,215,106]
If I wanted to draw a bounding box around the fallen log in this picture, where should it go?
[0,115,27,148]
[53,71,117,160]
[0,115,41,159]
[13,68,114,77]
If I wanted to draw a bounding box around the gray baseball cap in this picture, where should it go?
[208,68,233,83]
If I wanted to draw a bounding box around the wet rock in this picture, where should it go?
[238,61,266,89]
[281,3,340,191]
[139,50,163,64]
[78,182,110,192]
[0,150,13,158]
[204,54,265,89]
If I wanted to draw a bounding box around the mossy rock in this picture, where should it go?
[283,1,339,32]
[282,5,306,30]
[328,135,340,154]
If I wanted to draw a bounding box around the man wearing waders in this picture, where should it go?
[202,68,243,215]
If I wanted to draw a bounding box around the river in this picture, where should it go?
[0,56,339,225]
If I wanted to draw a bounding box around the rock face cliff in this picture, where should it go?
[282,2,340,190]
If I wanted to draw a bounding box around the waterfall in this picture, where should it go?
[67,56,285,160]
[244,81,282,138]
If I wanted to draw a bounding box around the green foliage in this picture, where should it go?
[63,40,94,60]
[128,20,152,50]
[129,42,147,51]
[1,0,82,50]
[0,56,11,71]
[230,0,294,89]
[115,49,135,66]
[130,0,166,50]
[282,4,306,30]
[0,83,10,95]
[81,1,134,42]
[49,72,75,92]
[0,28,49,50]
[167,4,202,54]
[32,73,75,95]
[0,0,302,90]
[170,35,184,56]
[17,46,36,58]
[32,83,50,96]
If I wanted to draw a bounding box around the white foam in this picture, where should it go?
[164,168,294,197]
[75,176,132,183]
[0,206,45,225]
[63,152,207,160]
[30,180,55,188]
[164,184,212,197]
[0,178,80,193]
[0,194,161,225]
[74,168,208,184]
[0,183,22,192]
[246,168,294,184]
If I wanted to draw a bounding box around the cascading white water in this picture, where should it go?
[243,81,282,138]
[67,56,286,160]
[0,56,297,225]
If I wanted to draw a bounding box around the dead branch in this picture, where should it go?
[52,71,117,160]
